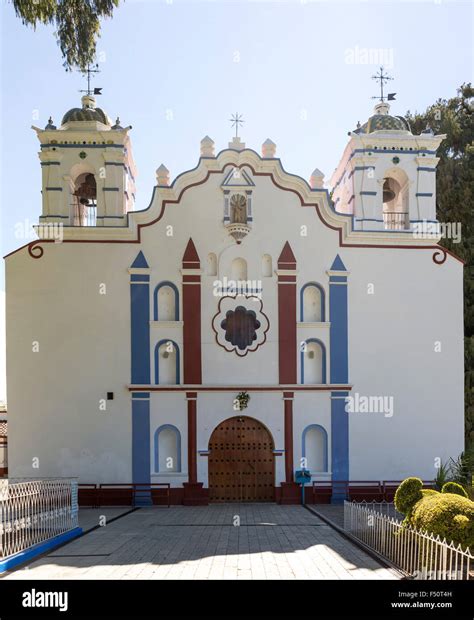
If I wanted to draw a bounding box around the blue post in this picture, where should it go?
[328,255,349,504]
[129,252,152,505]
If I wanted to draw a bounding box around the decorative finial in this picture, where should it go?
[371,66,396,103]
[156,164,170,186]
[229,113,244,139]
[310,168,325,189]
[262,139,276,158]
[200,135,215,157]
[111,117,123,130]
[45,116,56,130]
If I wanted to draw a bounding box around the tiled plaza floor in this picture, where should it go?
[2,504,400,580]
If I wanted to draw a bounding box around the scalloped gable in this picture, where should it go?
[132,148,340,236]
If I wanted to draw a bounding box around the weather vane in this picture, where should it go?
[371,66,396,103]
[229,113,244,138]
[79,63,102,97]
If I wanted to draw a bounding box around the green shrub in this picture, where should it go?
[411,493,474,549]
[394,477,423,516]
[394,477,474,550]
[434,461,451,491]
[442,482,468,498]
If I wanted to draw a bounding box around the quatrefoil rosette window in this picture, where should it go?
[212,296,269,356]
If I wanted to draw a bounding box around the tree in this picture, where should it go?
[11,0,120,71]
[406,84,474,451]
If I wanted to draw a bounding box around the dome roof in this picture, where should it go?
[354,102,411,134]
[61,95,111,127]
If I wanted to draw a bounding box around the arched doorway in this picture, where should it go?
[208,416,275,502]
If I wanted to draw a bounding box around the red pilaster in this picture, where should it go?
[182,391,207,505]
[278,243,299,504]
[187,393,197,484]
[182,238,202,384]
[277,242,297,384]
[283,392,295,483]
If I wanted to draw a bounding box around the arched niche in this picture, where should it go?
[301,283,325,322]
[301,339,326,384]
[153,282,179,321]
[154,340,180,385]
[262,254,272,277]
[231,257,247,281]
[302,425,328,472]
[206,253,217,277]
[154,424,181,472]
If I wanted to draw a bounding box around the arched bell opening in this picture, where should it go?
[72,172,97,226]
[382,168,409,230]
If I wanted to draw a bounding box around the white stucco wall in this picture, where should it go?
[5,151,464,487]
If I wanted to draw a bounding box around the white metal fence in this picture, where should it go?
[344,501,473,580]
[0,478,79,560]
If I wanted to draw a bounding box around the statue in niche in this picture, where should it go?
[230,194,247,224]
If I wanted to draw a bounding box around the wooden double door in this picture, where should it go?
[208,416,275,502]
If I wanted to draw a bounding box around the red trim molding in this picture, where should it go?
[129,385,352,392]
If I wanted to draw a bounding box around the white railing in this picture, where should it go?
[383,211,409,230]
[0,478,79,559]
[344,501,473,580]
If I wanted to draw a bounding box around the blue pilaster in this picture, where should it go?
[328,255,349,503]
[129,252,152,505]
[132,392,152,505]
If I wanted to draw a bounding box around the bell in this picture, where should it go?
[383,179,396,203]
[74,173,97,201]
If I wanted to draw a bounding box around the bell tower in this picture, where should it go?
[330,71,445,231]
[32,93,137,227]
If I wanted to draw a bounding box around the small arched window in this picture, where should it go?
[154,425,181,472]
[262,254,272,277]
[207,253,217,276]
[301,283,325,322]
[302,425,328,472]
[153,282,179,321]
[301,339,326,384]
[231,257,247,281]
[155,340,180,385]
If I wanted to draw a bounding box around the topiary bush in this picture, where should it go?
[411,493,474,549]
[441,482,468,498]
[394,477,423,517]
[394,477,474,550]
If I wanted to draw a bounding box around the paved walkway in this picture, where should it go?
[2,505,399,580]
[309,504,345,528]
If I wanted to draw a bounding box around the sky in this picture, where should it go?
[0,0,473,402]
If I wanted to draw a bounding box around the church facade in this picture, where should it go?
[4,95,464,504]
